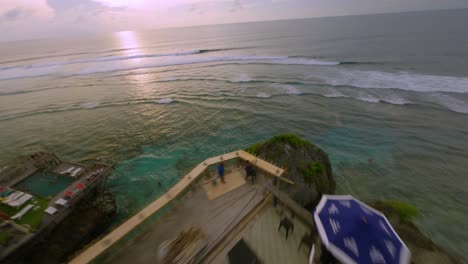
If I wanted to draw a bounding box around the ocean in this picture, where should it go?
[0,9,467,258]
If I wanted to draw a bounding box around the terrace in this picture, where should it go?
[70,150,316,264]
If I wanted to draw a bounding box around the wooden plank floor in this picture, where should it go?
[202,169,247,200]
[69,150,285,264]
[103,184,265,264]
[209,205,311,264]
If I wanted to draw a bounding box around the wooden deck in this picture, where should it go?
[69,150,287,264]
[104,182,266,264]
[202,168,247,200]
[208,205,311,264]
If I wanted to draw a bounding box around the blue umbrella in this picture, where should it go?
[314,195,411,264]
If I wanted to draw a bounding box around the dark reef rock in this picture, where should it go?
[246,134,335,208]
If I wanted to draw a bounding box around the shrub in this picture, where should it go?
[0,231,9,244]
[245,142,262,155]
[245,134,314,154]
[269,134,312,148]
[384,200,419,223]
[302,161,324,186]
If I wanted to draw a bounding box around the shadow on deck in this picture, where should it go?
[106,169,265,264]
[69,150,314,264]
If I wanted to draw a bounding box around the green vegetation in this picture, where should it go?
[268,134,313,148]
[246,134,313,154]
[302,161,325,186]
[17,197,48,231]
[245,142,263,155]
[0,231,9,244]
[384,200,419,223]
[0,202,19,216]
[0,195,48,231]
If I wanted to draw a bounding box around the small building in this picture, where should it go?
[0,152,112,261]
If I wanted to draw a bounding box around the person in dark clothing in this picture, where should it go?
[244,161,256,183]
[217,162,225,183]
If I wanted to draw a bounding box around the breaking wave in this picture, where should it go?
[154,98,174,104]
[256,93,272,98]
[230,73,252,83]
[0,47,255,71]
[80,101,100,109]
[272,84,302,95]
[314,69,468,93]
[0,98,177,121]
[321,88,413,106]
[0,54,341,81]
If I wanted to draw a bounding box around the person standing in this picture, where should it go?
[244,161,256,183]
[217,162,225,183]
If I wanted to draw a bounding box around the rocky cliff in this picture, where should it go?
[247,134,462,264]
[246,134,335,208]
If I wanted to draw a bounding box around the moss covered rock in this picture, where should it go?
[246,134,335,207]
[370,201,461,264]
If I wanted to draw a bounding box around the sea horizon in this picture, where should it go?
[2,7,467,44]
[1,8,467,259]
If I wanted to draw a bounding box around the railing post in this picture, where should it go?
[204,168,211,179]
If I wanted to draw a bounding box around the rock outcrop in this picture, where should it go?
[370,201,462,264]
[246,134,335,208]
[248,134,462,263]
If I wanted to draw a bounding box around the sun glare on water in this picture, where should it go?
[117,31,140,54]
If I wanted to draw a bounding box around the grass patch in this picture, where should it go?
[0,231,9,244]
[0,202,19,216]
[0,194,48,231]
[17,197,48,231]
[302,162,325,186]
[384,200,419,223]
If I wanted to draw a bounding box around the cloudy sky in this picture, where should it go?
[1,0,467,41]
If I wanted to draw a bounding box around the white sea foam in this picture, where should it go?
[0,55,339,81]
[256,92,272,98]
[80,102,100,109]
[356,96,380,103]
[154,98,174,104]
[381,96,412,105]
[4,50,204,70]
[276,58,339,66]
[282,84,302,94]
[429,94,468,114]
[230,73,252,83]
[322,88,413,106]
[323,92,348,98]
[273,84,302,95]
[314,69,468,93]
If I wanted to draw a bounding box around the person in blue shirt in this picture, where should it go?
[217,162,225,183]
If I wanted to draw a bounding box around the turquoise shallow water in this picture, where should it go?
[0,9,467,258]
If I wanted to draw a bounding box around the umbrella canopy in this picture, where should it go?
[314,195,410,264]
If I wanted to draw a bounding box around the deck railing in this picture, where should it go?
[69,150,290,264]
